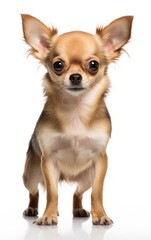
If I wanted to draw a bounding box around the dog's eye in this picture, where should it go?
[87,60,99,74]
[53,61,64,73]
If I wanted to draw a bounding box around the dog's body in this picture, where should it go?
[22,14,133,225]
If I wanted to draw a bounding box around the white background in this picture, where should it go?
[0,0,151,239]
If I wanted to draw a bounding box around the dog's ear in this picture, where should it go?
[21,14,58,60]
[96,16,133,61]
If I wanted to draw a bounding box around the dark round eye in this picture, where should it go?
[87,60,99,74]
[53,61,64,73]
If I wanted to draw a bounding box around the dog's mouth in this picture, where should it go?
[67,87,85,92]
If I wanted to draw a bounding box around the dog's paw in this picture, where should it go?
[33,216,58,225]
[73,208,90,217]
[92,216,113,225]
[23,207,38,217]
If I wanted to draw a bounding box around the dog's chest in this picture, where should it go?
[41,101,109,176]
[42,123,108,177]
[50,132,107,176]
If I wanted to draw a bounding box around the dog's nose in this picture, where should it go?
[69,73,82,85]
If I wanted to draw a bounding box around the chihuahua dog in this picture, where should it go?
[21,14,133,225]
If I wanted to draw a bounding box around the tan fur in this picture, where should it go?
[22,14,133,225]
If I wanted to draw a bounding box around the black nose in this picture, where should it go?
[69,73,82,85]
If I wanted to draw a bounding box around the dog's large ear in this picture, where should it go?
[96,16,133,61]
[21,14,58,60]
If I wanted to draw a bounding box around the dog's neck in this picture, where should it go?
[44,73,110,130]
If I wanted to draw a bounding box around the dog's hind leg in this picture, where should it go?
[73,170,93,218]
[23,192,39,217]
[23,143,43,217]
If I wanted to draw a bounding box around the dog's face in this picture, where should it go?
[45,31,108,95]
[21,14,133,95]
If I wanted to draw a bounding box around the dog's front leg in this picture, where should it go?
[91,153,113,225]
[34,157,59,225]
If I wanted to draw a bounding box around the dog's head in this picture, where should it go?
[21,14,133,95]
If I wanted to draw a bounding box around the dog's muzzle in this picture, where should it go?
[68,73,84,91]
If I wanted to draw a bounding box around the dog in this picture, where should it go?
[21,14,133,225]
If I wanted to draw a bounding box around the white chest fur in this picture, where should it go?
[40,127,109,177]
[39,82,110,177]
